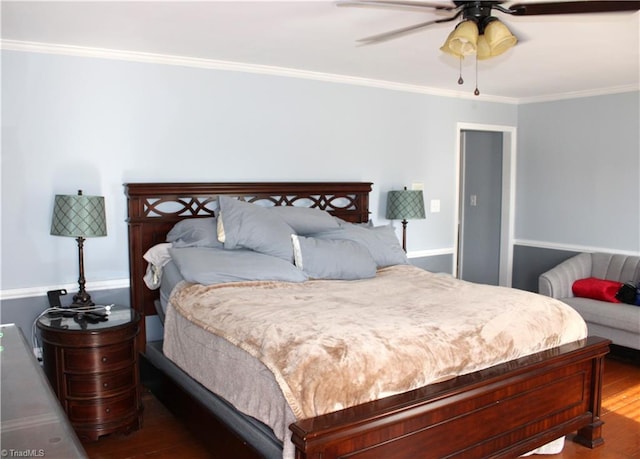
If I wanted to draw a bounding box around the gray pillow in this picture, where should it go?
[269,206,340,235]
[217,196,295,261]
[292,235,376,280]
[166,218,222,248]
[170,247,308,285]
[312,223,408,268]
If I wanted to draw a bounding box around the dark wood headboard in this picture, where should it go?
[125,182,373,348]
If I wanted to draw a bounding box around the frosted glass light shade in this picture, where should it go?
[440,20,478,57]
[484,19,517,57]
[477,35,491,60]
[441,18,517,60]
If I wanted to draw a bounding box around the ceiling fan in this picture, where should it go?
[337,1,640,94]
[338,1,640,45]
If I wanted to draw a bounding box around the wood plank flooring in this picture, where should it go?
[81,355,640,459]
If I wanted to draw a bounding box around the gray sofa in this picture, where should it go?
[539,252,640,350]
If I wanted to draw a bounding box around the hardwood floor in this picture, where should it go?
[81,355,640,459]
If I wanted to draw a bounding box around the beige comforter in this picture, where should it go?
[169,264,587,420]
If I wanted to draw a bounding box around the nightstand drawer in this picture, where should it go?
[67,389,138,423]
[67,368,136,397]
[64,342,134,373]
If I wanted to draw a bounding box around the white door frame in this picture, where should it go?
[454,122,517,287]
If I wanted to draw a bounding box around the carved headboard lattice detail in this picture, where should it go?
[140,194,363,219]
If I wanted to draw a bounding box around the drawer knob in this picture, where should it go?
[101,356,108,363]
[103,382,109,388]
[105,408,111,413]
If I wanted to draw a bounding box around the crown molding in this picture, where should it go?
[1,39,520,104]
[517,84,640,104]
[3,39,636,107]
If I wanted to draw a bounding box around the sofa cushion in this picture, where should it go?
[562,297,640,334]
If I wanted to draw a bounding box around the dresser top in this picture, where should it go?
[0,324,87,458]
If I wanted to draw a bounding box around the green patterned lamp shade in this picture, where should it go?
[386,189,426,221]
[51,191,107,238]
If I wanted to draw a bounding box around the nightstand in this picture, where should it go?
[37,305,142,441]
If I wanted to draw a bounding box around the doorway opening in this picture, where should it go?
[454,123,516,287]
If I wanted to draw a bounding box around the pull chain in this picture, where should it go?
[458,56,464,85]
[474,55,480,96]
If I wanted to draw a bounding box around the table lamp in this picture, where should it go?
[386,187,426,252]
[51,190,107,307]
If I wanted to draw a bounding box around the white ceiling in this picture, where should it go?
[2,1,639,101]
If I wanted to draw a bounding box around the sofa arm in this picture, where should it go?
[539,253,592,298]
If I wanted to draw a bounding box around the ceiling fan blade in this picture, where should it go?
[508,1,640,16]
[336,0,457,12]
[357,13,460,44]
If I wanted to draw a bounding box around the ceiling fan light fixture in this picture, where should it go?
[440,20,478,57]
[440,30,466,57]
[476,35,491,60]
[483,18,517,57]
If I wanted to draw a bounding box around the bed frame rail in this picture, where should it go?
[291,336,610,459]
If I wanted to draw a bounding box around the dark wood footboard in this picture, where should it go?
[290,336,610,459]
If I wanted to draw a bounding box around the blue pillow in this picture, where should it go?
[291,235,376,280]
[269,206,340,235]
[217,196,295,261]
[167,218,222,248]
[170,247,308,285]
[312,223,408,268]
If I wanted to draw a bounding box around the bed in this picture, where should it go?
[125,181,610,459]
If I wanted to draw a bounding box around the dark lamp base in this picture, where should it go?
[71,291,95,308]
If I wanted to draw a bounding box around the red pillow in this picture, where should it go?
[572,277,622,303]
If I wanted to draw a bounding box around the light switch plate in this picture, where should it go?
[430,199,440,213]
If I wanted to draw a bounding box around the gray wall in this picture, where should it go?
[1,50,517,293]
[516,93,640,251]
[411,255,453,274]
[511,246,580,293]
[512,92,640,292]
[2,48,638,337]
[1,49,517,334]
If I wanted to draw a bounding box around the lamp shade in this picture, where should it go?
[51,191,107,238]
[440,20,478,57]
[386,190,426,220]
